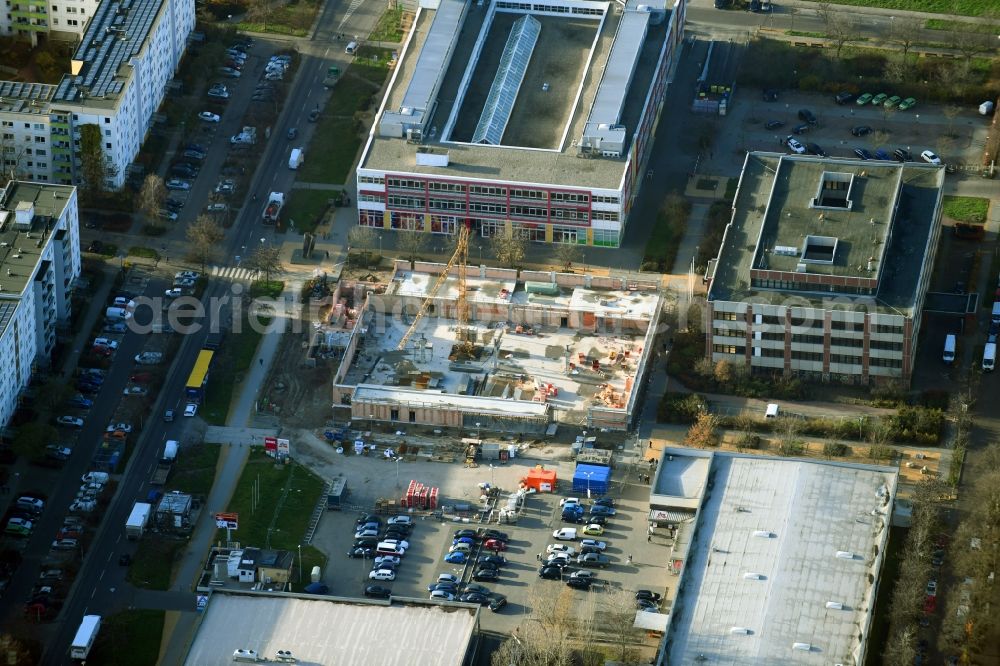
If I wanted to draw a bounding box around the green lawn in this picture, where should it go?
[299,60,391,185]
[127,535,186,590]
[942,195,989,224]
[925,18,998,31]
[222,450,327,585]
[285,189,333,234]
[167,442,221,496]
[799,0,990,16]
[641,199,690,273]
[87,610,165,666]
[249,280,285,299]
[236,0,322,37]
[202,314,265,425]
[127,246,160,260]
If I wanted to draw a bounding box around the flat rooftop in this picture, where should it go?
[665,454,897,665]
[362,0,669,189]
[708,154,944,314]
[0,81,57,115]
[651,453,710,509]
[54,0,168,107]
[185,591,478,666]
[0,182,75,296]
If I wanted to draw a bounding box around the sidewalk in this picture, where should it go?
[156,286,291,666]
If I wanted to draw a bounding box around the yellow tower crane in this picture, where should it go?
[396,223,474,355]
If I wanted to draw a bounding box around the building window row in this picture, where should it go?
[387,195,423,209]
[870,357,902,368]
[791,351,823,362]
[830,353,861,365]
[470,184,506,197]
[591,210,619,221]
[592,228,619,247]
[429,198,464,211]
[387,177,423,190]
[872,324,903,335]
[427,181,463,193]
[470,201,506,215]
[831,320,865,332]
[870,339,903,352]
[713,344,744,355]
[592,195,620,204]
[713,328,743,338]
[758,347,784,358]
[716,312,738,322]
[511,223,545,242]
[509,188,545,200]
[832,337,864,349]
[550,192,588,204]
[791,333,824,345]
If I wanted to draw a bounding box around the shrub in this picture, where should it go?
[823,442,850,457]
[736,432,762,451]
[889,406,944,446]
[684,412,721,448]
[919,390,950,411]
[657,392,707,424]
[868,444,895,461]
[777,439,805,456]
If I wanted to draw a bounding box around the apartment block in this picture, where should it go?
[0,0,194,188]
[0,181,81,428]
[0,0,102,41]
[704,153,944,385]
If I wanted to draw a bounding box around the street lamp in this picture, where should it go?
[298,544,302,584]
[395,456,401,488]
[583,470,594,499]
[489,463,496,488]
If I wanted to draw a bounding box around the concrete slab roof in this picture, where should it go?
[392,271,517,305]
[651,451,711,509]
[708,153,944,315]
[361,0,670,190]
[0,182,74,296]
[664,454,897,666]
[185,591,478,666]
[353,384,548,419]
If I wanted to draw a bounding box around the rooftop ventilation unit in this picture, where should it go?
[826,601,844,610]
[792,643,812,652]
[729,627,752,635]
[773,245,798,256]
[743,572,766,580]
[753,531,774,538]
[835,551,856,560]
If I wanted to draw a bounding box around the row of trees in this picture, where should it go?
[490,587,646,666]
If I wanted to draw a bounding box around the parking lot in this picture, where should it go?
[700,87,990,177]
[301,433,671,642]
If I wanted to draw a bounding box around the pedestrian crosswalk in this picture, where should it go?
[210,265,258,281]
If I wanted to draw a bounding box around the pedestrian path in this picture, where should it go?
[209,265,257,281]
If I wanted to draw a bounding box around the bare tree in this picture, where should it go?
[137,174,166,225]
[491,588,575,666]
[602,587,643,662]
[942,105,962,139]
[245,243,283,284]
[554,243,581,271]
[186,215,225,273]
[888,16,923,62]
[347,225,379,265]
[882,624,918,666]
[816,3,859,58]
[490,227,528,269]
[396,229,429,263]
[947,27,992,64]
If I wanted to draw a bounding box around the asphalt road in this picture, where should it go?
[34,0,384,662]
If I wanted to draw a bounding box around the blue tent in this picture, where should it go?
[572,464,610,496]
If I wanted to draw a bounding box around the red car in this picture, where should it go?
[484,538,507,552]
[923,595,937,614]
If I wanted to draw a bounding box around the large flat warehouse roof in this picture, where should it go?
[185,591,479,666]
[361,1,670,189]
[664,454,897,665]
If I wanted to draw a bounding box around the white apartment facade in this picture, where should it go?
[0,181,81,428]
[0,0,102,42]
[0,0,194,188]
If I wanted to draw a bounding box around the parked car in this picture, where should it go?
[459,592,491,606]
[566,577,592,590]
[579,539,607,551]
[56,416,84,428]
[165,179,191,191]
[198,111,221,123]
[488,594,507,611]
[219,67,241,78]
[387,515,412,526]
[791,123,809,135]
[920,150,942,165]
[286,127,298,140]
[5,518,33,536]
[786,137,806,155]
[484,538,507,551]
[589,505,616,517]
[871,93,889,106]
[797,108,817,124]
[576,552,611,567]
[67,395,93,409]
[875,149,892,161]
[538,566,562,580]
[479,554,507,568]
[582,524,604,536]
[183,403,198,417]
[444,551,467,564]
[369,568,396,581]
[429,590,455,601]
[855,93,873,105]
[308,109,320,122]
[473,568,500,582]
[636,590,662,602]
[364,585,391,598]
[898,97,917,111]
[806,143,827,157]
[347,546,374,558]
[893,148,913,162]
[51,539,79,550]
[834,91,855,104]
[159,210,179,222]
[547,544,577,556]
[884,95,902,109]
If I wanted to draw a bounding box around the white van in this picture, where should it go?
[943,334,956,364]
[765,403,779,418]
[992,302,1000,324]
[105,306,132,320]
[345,41,358,55]
[984,342,996,372]
[552,527,578,541]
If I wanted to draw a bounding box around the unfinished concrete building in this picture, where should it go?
[330,261,662,433]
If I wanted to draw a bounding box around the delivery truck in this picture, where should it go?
[288,147,304,169]
[125,502,152,539]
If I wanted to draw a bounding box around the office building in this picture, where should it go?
[704,153,944,385]
[356,0,687,247]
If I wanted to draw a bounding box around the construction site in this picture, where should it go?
[322,227,663,433]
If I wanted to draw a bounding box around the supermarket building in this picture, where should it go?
[355,0,687,247]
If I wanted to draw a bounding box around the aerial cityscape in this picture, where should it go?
[0,0,997,662]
